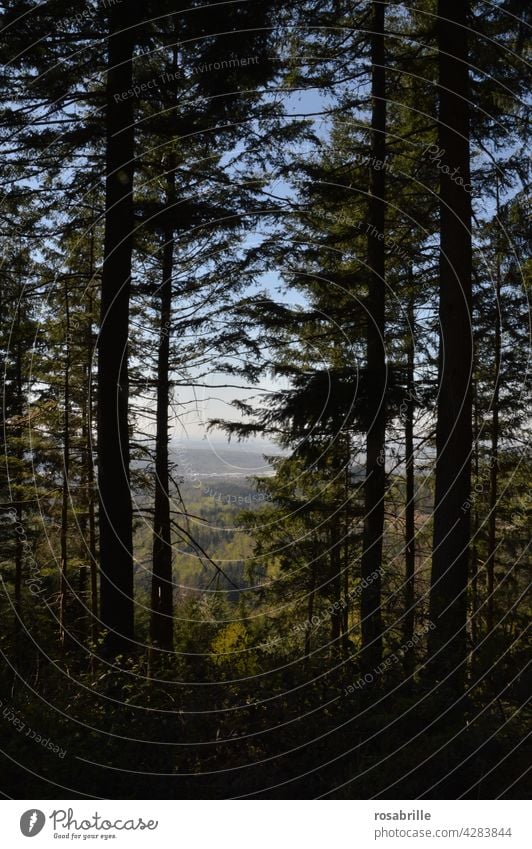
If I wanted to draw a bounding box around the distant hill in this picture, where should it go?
[170,444,280,478]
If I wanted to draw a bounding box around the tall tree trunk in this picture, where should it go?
[79,389,88,616]
[150,174,175,651]
[79,279,98,644]
[427,1,473,692]
[470,380,480,651]
[486,179,502,635]
[14,307,23,634]
[150,40,179,652]
[342,441,351,658]
[304,565,316,663]
[59,282,70,648]
[403,286,416,673]
[342,496,350,658]
[86,287,99,645]
[330,525,342,656]
[97,1,139,654]
[360,0,386,673]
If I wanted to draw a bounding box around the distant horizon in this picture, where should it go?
[169,434,283,452]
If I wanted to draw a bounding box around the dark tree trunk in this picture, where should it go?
[428,0,473,692]
[471,381,480,651]
[486,180,502,635]
[403,288,416,673]
[97,2,139,654]
[14,309,23,633]
[304,571,315,663]
[342,505,350,658]
[87,291,99,645]
[59,282,70,647]
[330,526,342,656]
[79,389,88,618]
[342,447,351,658]
[86,225,99,641]
[83,274,98,645]
[150,41,179,652]
[14,505,23,631]
[150,177,175,651]
[360,0,386,673]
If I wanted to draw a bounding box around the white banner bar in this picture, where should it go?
[0,800,527,848]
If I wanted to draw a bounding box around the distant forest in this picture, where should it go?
[0,0,530,799]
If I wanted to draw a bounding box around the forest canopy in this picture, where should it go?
[0,0,530,800]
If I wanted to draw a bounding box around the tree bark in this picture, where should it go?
[59,281,70,648]
[150,176,175,651]
[486,179,501,635]
[403,287,416,673]
[360,0,386,673]
[427,0,473,692]
[87,291,99,645]
[304,567,315,663]
[330,525,342,656]
[13,306,23,634]
[470,380,480,651]
[150,39,180,652]
[97,1,139,654]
